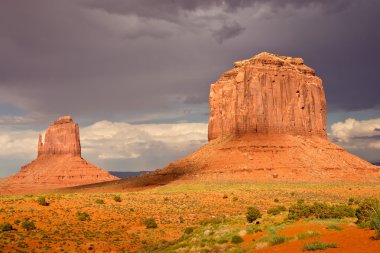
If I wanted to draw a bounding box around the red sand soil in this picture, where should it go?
[252,221,380,253]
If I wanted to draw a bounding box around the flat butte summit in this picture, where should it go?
[0,116,118,194]
[66,52,379,193]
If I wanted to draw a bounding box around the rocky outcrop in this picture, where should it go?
[38,116,81,157]
[209,52,327,140]
[0,116,118,194]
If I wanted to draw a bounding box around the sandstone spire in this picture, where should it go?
[209,52,327,140]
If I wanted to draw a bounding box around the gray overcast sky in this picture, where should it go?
[0,0,379,177]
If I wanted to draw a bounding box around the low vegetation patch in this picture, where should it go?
[95,199,105,204]
[271,235,289,245]
[297,231,320,240]
[21,220,36,231]
[0,222,13,232]
[184,227,194,235]
[356,197,380,228]
[327,224,343,231]
[370,207,380,239]
[267,205,287,215]
[37,196,49,206]
[231,235,243,244]
[303,241,337,251]
[246,206,262,223]
[143,218,158,229]
[288,201,355,220]
[113,195,122,202]
[77,211,91,221]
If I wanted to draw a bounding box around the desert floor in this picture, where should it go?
[1,181,380,252]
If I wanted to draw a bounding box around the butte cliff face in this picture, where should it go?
[38,116,81,157]
[147,52,379,183]
[209,52,327,140]
[0,116,118,194]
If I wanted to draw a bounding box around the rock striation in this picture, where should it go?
[209,52,327,140]
[0,116,118,194]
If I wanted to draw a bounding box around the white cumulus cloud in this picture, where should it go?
[330,117,380,162]
[0,120,208,177]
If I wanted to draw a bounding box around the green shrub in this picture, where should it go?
[77,212,91,221]
[231,235,244,244]
[328,204,355,219]
[143,218,158,229]
[184,227,193,234]
[14,220,21,225]
[246,206,262,223]
[271,235,289,245]
[218,238,229,244]
[267,205,287,215]
[327,224,343,231]
[21,221,36,231]
[303,241,337,251]
[113,196,122,202]
[200,217,224,226]
[95,199,105,204]
[37,196,49,206]
[274,198,279,203]
[297,231,320,240]
[297,199,305,205]
[348,198,355,205]
[246,225,262,234]
[223,194,228,199]
[356,197,380,228]
[288,203,311,220]
[288,201,355,220]
[370,208,380,239]
[232,196,238,202]
[0,222,13,232]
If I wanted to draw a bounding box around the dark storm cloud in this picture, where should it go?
[353,135,380,141]
[212,21,245,43]
[0,0,379,123]
[84,0,352,18]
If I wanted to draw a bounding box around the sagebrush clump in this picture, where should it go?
[143,218,158,229]
[267,205,287,215]
[356,197,380,228]
[0,222,13,232]
[246,206,262,223]
[113,196,122,202]
[303,241,337,251]
[95,199,105,204]
[288,201,355,220]
[37,196,49,206]
[21,220,36,231]
[77,212,91,221]
[231,235,243,244]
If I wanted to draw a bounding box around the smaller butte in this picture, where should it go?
[0,116,118,194]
